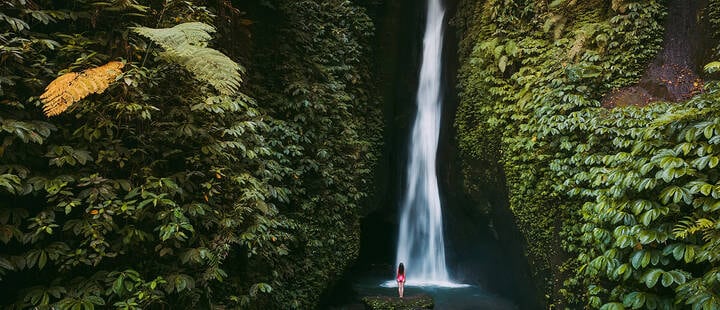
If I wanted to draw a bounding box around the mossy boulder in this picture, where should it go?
[361,294,434,310]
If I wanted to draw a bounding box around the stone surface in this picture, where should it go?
[361,294,434,310]
[601,0,706,109]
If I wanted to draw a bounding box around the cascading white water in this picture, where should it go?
[393,0,457,287]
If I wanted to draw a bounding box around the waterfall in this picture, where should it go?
[394,0,453,286]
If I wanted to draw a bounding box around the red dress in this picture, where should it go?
[397,273,405,283]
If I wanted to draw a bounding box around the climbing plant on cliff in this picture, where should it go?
[453,0,684,307]
[237,0,382,307]
[553,2,720,307]
[561,84,720,310]
[454,0,720,307]
[0,0,286,308]
[0,0,381,309]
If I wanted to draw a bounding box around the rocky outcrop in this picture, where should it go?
[361,294,434,310]
[602,0,707,108]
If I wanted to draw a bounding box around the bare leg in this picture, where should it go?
[399,282,404,298]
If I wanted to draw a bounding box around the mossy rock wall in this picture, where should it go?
[454,0,720,308]
[0,0,382,309]
[238,0,384,308]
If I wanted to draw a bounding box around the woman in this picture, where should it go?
[396,262,406,298]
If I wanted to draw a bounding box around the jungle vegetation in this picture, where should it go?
[0,0,381,309]
[455,0,720,309]
[6,0,720,309]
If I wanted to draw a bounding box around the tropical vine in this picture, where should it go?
[0,0,381,309]
[451,0,720,308]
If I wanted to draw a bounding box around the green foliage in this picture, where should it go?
[133,22,216,47]
[0,0,381,309]
[452,0,682,308]
[557,87,720,309]
[238,0,382,307]
[132,22,244,95]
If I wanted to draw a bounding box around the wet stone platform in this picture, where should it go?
[362,294,434,310]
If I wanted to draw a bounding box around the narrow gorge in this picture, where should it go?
[3,0,720,309]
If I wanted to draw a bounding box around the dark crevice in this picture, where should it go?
[319,1,424,307]
[324,0,542,309]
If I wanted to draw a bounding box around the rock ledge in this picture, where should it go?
[361,294,434,310]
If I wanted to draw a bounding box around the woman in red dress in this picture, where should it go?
[396,262,405,298]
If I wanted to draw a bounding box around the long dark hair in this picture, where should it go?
[398,263,405,275]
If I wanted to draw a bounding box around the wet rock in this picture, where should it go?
[639,76,671,101]
[640,63,702,101]
[602,86,654,108]
[601,0,707,109]
[361,294,434,309]
[602,64,704,108]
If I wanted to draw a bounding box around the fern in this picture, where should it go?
[673,216,716,240]
[132,22,214,48]
[40,61,124,116]
[132,22,244,95]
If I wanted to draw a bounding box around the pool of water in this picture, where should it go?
[380,279,470,288]
[343,276,519,310]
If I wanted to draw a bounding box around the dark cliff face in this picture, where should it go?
[356,0,426,269]
[639,0,708,101]
[603,0,709,108]
[319,1,424,306]
[659,0,707,69]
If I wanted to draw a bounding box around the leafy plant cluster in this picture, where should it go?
[0,0,381,309]
[451,0,688,307]
[238,0,382,307]
[559,83,720,310]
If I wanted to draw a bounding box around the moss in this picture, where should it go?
[361,294,434,310]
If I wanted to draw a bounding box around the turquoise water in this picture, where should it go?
[348,276,519,310]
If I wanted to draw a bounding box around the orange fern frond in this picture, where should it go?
[40,61,124,117]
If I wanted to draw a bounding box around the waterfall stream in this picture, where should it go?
[394,0,457,287]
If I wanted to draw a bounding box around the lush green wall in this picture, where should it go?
[0,0,381,309]
[239,0,383,308]
[455,0,720,308]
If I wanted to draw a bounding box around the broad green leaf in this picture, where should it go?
[642,269,663,288]
[600,302,625,310]
[704,61,720,74]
